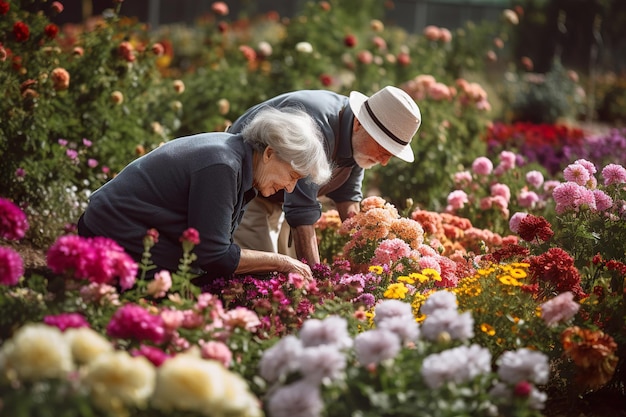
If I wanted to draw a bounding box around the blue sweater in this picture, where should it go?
[81,133,256,277]
[229,90,364,227]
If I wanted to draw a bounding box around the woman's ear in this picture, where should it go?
[263,146,274,162]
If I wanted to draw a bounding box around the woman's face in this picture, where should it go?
[253,147,304,197]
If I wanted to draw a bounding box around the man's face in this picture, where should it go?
[352,119,394,169]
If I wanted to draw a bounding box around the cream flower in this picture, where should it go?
[220,371,263,416]
[83,350,156,411]
[152,354,226,413]
[0,323,74,381]
[64,326,114,365]
[295,42,313,53]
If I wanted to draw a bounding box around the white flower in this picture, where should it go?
[220,370,263,416]
[299,315,352,350]
[373,298,414,324]
[267,380,323,417]
[354,328,401,366]
[421,344,492,389]
[496,348,550,385]
[83,350,155,411]
[421,309,474,342]
[0,323,74,381]
[64,326,114,364]
[421,289,458,314]
[299,345,347,384]
[151,354,228,415]
[295,42,313,53]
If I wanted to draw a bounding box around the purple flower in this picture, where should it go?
[44,312,90,331]
[15,168,26,178]
[0,246,24,285]
[0,197,29,240]
[106,303,166,344]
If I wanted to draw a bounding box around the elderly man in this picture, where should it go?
[229,85,422,266]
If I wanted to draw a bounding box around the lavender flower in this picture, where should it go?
[377,315,420,343]
[266,380,324,417]
[373,299,413,324]
[299,345,347,384]
[421,344,492,389]
[496,348,549,385]
[299,316,352,350]
[354,328,401,366]
[259,335,303,383]
[420,290,458,315]
[421,309,474,342]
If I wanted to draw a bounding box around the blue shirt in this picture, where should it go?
[229,90,364,227]
[81,133,256,277]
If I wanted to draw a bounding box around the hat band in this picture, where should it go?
[364,100,409,146]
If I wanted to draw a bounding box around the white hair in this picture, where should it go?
[241,106,332,185]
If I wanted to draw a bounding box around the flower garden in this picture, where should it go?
[1,1,626,416]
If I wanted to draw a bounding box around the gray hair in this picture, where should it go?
[241,106,332,185]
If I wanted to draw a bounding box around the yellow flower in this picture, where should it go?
[384,283,409,299]
[480,323,496,336]
[397,275,415,285]
[498,274,522,286]
[421,268,442,281]
[369,265,384,275]
[509,268,527,279]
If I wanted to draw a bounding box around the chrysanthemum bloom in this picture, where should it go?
[0,246,24,285]
[0,1,10,14]
[496,150,517,173]
[526,170,544,188]
[354,328,401,365]
[298,344,346,384]
[377,314,420,343]
[44,23,59,39]
[420,289,458,314]
[509,212,529,234]
[259,334,303,382]
[491,182,511,201]
[221,305,261,332]
[496,348,550,385]
[0,197,29,240]
[601,163,626,186]
[560,326,618,390]
[563,162,591,186]
[51,1,64,13]
[343,34,357,48]
[528,247,585,298]
[110,90,124,105]
[13,21,29,41]
[0,323,74,381]
[65,326,114,364]
[299,316,353,350]
[421,308,474,341]
[421,344,492,389]
[592,189,613,212]
[295,41,313,53]
[238,45,257,62]
[84,350,156,412]
[517,214,553,243]
[540,291,580,327]
[517,189,540,208]
[446,190,469,211]
[50,67,70,90]
[267,380,323,417]
[44,312,90,331]
[106,303,166,344]
[423,25,441,41]
[199,340,232,367]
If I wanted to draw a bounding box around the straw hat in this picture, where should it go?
[349,86,421,163]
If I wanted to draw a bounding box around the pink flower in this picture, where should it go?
[552,182,583,214]
[453,171,472,187]
[211,1,229,16]
[573,158,597,175]
[540,291,580,327]
[0,197,29,240]
[50,67,70,90]
[509,212,529,234]
[563,163,591,186]
[146,270,172,298]
[180,227,200,245]
[496,151,516,173]
[601,163,626,186]
[0,246,24,285]
[222,306,261,332]
[446,190,469,210]
[199,340,232,367]
[106,303,166,344]
[517,189,539,208]
[471,156,493,175]
[87,158,98,168]
[526,170,544,188]
[44,312,90,331]
[287,272,306,289]
[371,238,411,266]
[593,189,613,212]
[491,183,511,202]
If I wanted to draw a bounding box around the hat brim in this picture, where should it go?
[349,91,415,163]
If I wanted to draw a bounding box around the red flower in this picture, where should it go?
[180,227,200,245]
[319,73,332,87]
[528,247,586,298]
[0,0,9,15]
[44,23,59,39]
[13,22,30,42]
[517,214,554,242]
[397,52,411,66]
[343,34,357,48]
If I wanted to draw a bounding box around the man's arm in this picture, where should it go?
[291,224,320,266]
[335,200,360,221]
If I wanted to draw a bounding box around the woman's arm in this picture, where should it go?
[236,248,313,281]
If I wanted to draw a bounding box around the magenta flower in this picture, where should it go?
[106,303,166,344]
[0,246,24,285]
[0,197,29,240]
[44,312,90,331]
[131,344,171,367]
[180,227,200,245]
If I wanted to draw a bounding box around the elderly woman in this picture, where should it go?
[77,107,331,283]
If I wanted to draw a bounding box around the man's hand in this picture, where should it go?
[236,249,313,281]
